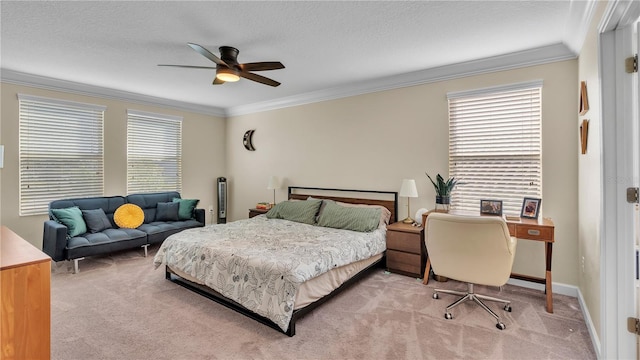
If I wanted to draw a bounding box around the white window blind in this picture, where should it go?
[127,110,182,194]
[18,94,105,216]
[448,81,542,216]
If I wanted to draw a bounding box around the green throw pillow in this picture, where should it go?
[266,199,322,225]
[317,200,381,232]
[51,206,87,238]
[172,198,200,220]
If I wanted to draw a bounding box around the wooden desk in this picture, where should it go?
[421,211,555,313]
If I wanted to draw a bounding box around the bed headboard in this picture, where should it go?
[287,186,399,223]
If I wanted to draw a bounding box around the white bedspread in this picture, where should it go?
[153,215,386,331]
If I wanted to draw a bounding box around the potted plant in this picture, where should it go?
[426,173,459,211]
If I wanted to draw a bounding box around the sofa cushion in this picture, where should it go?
[82,208,113,233]
[50,206,87,238]
[172,198,199,220]
[156,202,179,221]
[114,204,145,229]
[127,192,181,224]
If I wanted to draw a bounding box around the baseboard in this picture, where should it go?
[506,278,602,358]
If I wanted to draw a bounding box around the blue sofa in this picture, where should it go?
[43,191,205,272]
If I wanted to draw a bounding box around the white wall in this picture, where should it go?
[0,82,226,247]
[227,60,580,285]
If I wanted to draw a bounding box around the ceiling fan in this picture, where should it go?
[159,43,284,87]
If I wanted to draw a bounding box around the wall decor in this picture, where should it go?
[243,129,256,151]
[580,119,589,154]
[579,81,589,115]
[480,199,503,216]
[520,197,542,219]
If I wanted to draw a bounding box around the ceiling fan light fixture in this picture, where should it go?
[216,68,240,82]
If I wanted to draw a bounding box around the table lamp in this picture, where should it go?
[399,179,418,224]
[267,176,280,206]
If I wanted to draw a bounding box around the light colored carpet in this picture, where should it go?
[51,246,596,360]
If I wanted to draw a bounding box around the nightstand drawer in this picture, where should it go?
[387,231,421,254]
[387,250,421,275]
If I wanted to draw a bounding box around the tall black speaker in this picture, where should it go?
[217,177,227,224]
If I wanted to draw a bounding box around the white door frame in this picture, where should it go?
[600,1,640,359]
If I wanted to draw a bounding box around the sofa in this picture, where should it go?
[43,191,205,272]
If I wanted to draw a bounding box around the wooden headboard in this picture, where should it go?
[287,186,399,223]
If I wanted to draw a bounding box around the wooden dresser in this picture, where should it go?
[1,226,51,360]
[385,222,426,278]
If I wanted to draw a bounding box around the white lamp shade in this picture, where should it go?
[267,176,280,190]
[399,179,418,198]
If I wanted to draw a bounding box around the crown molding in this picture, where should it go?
[0,69,227,118]
[2,42,577,119]
[564,0,598,54]
[226,43,577,117]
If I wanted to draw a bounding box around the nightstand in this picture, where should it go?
[386,222,426,278]
[249,208,269,218]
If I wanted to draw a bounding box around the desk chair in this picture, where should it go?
[425,212,517,330]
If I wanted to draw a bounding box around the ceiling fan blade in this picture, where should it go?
[239,62,285,72]
[213,77,225,85]
[187,43,228,67]
[238,71,281,87]
[158,64,217,69]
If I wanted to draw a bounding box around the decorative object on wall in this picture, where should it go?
[399,179,419,224]
[579,81,589,115]
[243,129,256,151]
[426,173,459,213]
[580,119,589,154]
[520,197,541,219]
[480,199,503,216]
[267,176,280,205]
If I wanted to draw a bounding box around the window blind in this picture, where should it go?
[127,110,182,194]
[18,94,105,216]
[447,81,542,216]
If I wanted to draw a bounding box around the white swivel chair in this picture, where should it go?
[425,212,517,330]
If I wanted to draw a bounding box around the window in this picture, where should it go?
[19,94,105,215]
[448,81,542,216]
[127,110,182,194]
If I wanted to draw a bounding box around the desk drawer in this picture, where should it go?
[387,250,421,275]
[387,231,421,254]
[515,225,553,241]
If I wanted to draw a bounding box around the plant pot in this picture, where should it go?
[435,196,450,212]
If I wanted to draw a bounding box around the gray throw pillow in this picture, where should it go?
[156,202,179,221]
[82,208,113,233]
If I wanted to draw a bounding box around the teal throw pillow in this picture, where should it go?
[317,200,381,232]
[51,206,87,238]
[266,199,322,225]
[172,198,200,220]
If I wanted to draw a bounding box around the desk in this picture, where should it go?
[421,211,555,313]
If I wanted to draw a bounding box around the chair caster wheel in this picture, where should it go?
[504,305,512,312]
[496,322,506,330]
[433,293,439,299]
[444,312,453,320]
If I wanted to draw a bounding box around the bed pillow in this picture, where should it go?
[317,200,381,232]
[82,208,113,233]
[336,201,392,229]
[265,199,322,225]
[156,202,180,221]
[172,198,199,220]
[50,206,87,238]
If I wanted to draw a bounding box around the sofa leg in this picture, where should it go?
[72,257,84,274]
[142,244,149,257]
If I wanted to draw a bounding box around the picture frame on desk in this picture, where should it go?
[480,199,503,216]
[521,197,541,219]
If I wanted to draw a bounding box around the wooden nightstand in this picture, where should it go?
[249,208,269,218]
[386,222,426,278]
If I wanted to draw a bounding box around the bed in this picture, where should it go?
[153,186,398,336]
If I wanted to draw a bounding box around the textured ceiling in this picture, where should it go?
[0,1,592,116]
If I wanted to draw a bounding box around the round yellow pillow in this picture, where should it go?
[114,204,144,229]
